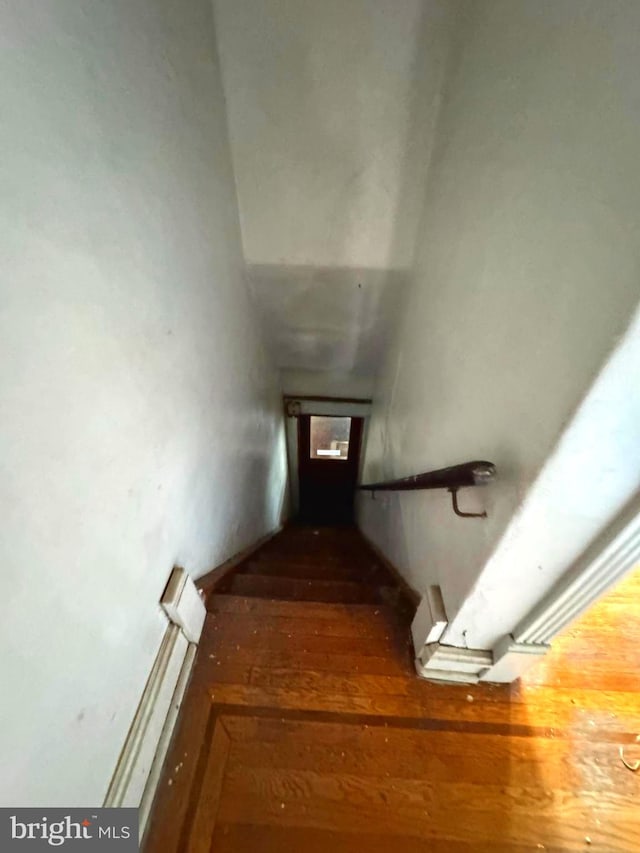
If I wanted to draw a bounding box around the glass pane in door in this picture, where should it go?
[309,416,352,461]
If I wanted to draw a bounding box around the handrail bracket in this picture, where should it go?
[448,487,487,519]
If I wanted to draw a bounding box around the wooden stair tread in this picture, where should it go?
[202,623,409,658]
[241,559,390,584]
[255,546,378,560]
[224,573,396,605]
[208,593,399,621]
[199,646,414,677]
[206,610,403,640]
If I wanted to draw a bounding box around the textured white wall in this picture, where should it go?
[359,0,640,648]
[0,0,286,806]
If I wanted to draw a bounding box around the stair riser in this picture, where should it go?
[227,575,397,606]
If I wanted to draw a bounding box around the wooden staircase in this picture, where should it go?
[216,527,410,608]
[144,525,640,853]
[144,526,419,852]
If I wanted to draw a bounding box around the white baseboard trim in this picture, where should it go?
[196,524,286,597]
[105,564,206,824]
[411,586,448,653]
[480,634,550,683]
[139,641,196,837]
[104,623,189,811]
[415,642,493,685]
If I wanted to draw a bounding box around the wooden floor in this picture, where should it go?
[145,526,640,853]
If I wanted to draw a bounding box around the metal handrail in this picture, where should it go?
[359,461,496,519]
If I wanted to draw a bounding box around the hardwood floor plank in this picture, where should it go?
[144,528,640,853]
[143,683,212,852]
[223,716,639,795]
[208,670,640,736]
[210,823,572,853]
[187,717,231,853]
[217,765,638,851]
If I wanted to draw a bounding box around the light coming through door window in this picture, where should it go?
[310,416,351,461]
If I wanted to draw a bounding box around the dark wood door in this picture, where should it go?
[297,415,363,525]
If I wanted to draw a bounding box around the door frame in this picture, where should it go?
[283,396,372,518]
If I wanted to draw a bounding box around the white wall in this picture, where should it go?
[359,0,640,648]
[445,306,640,648]
[0,0,287,807]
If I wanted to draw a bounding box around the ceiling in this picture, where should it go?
[212,0,447,375]
[246,264,408,374]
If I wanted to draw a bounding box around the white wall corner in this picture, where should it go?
[480,634,550,684]
[415,642,493,685]
[411,585,448,654]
